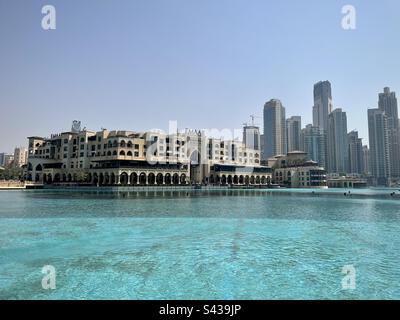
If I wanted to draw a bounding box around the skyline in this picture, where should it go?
[1,0,400,152]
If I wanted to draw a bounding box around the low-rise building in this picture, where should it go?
[26,126,272,186]
[327,174,368,188]
[272,151,327,188]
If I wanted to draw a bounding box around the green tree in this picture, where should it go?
[0,166,24,180]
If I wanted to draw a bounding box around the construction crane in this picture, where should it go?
[243,115,262,129]
[245,115,261,127]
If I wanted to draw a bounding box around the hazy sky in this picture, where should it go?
[1,0,399,153]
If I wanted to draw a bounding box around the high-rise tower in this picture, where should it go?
[263,99,287,159]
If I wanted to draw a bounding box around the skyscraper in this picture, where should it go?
[378,87,400,178]
[368,108,391,185]
[243,125,261,151]
[313,81,333,131]
[263,99,286,159]
[327,108,348,174]
[347,131,363,174]
[286,116,302,152]
[300,124,327,169]
[362,145,371,176]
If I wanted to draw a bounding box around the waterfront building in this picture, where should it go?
[300,124,327,169]
[368,108,391,185]
[26,127,271,186]
[286,116,302,152]
[13,147,28,168]
[378,87,400,178]
[263,99,287,159]
[347,131,364,175]
[327,108,348,174]
[313,81,333,132]
[327,175,368,188]
[272,151,327,188]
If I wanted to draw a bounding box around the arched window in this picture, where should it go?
[119,150,125,156]
[120,140,126,147]
[139,173,147,185]
[180,174,187,185]
[156,173,163,185]
[173,173,180,185]
[148,173,155,185]
[127,151,133,156]
[127,141,133,148]
[165,173,172,185]
[113,150,117,156]
[120,172,128,185]
[130,172,138,185]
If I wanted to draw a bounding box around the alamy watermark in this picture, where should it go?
[341,264,356,290]
[41,5,56,30]
[341,5,356,30]
[42,265,56,290]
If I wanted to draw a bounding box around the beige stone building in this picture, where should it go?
[26,127,272,187]
[272,151,327,188]
[13,147,28,167]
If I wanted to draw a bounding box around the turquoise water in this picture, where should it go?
[0,188,400,299]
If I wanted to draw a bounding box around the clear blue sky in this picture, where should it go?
[1,0,399,153]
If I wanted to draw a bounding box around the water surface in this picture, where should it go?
[0,188,399,299]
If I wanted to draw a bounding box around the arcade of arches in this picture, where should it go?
[35,170,271,186]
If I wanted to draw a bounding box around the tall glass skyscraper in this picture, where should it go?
[347,130,364,174]
[327,108,348,174]
[378,87,399,178]
[300,124,327,168]
[286,116,302,152]
[313,81,333,132]
[263,99,286,159]
[368,108,391,185]
[243,125,261,152]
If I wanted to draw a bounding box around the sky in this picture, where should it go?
[0,0,399,153]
